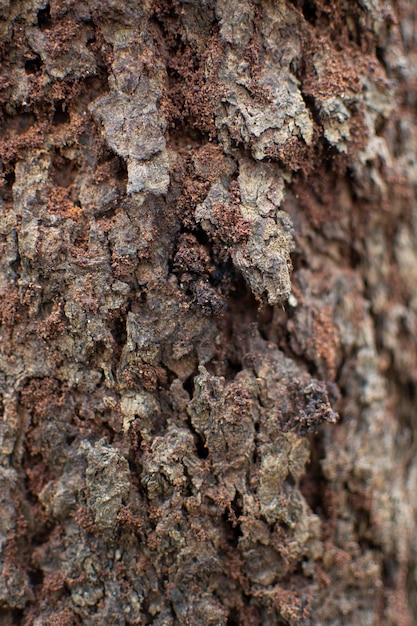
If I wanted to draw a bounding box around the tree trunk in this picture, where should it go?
[1,0,416,624]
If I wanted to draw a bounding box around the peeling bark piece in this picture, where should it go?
[196,160,294,304]
[215,0,313,159]
[90,38,169,198]
[82,439,130,538]
[188,366,257,497]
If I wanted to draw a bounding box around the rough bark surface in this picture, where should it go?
[0,1,417,624]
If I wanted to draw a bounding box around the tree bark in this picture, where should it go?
[0,0,416,624]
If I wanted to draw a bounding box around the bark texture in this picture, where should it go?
[1,0,417,624]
